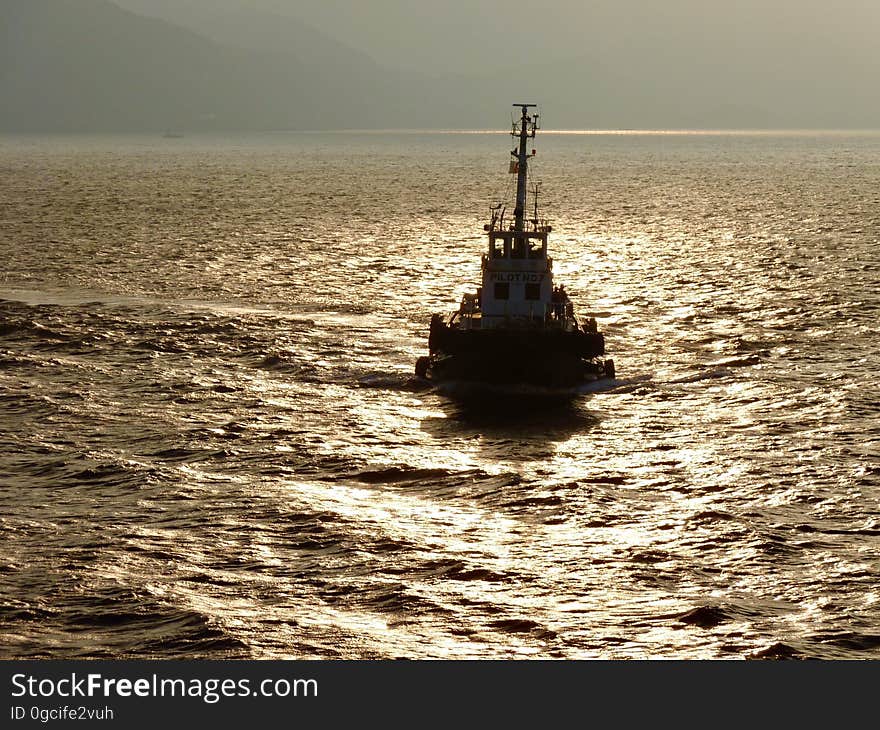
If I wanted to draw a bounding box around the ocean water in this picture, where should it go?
[0,129,878,659]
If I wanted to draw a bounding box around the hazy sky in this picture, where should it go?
[307,0,880,83]
[114,0,880,75]
[5,0,879,130]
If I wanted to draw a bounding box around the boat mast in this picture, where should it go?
[512,103,537,233]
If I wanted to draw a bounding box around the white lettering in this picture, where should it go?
[10,674,26,697]
[489,272,544,283]
[292,678,319,697]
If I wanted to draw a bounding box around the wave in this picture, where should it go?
[2,586,250,659]
[352,466,464,484]
[357,372,432,392]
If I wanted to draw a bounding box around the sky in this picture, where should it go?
[320,0,876,74]
[4,0,879,130]
[114,0,880,75]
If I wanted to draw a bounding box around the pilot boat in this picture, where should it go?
[415,104,614,394]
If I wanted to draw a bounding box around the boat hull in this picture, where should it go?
[422,317,611,390]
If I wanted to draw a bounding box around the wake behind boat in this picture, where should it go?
[415,104,615,396]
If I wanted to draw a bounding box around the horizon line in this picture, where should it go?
[4,128,880,137]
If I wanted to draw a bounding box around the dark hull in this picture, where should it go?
[424,318,610,389]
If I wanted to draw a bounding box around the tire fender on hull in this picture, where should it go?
[604,358,615,379]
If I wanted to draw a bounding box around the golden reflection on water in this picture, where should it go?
[1,131,878,658]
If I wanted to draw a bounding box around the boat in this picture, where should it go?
[415,103,614,395]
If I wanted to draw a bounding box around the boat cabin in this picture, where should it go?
[476,226,555,327]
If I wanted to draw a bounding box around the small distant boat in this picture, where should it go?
[162,130,184,139]
[415,104,614,396]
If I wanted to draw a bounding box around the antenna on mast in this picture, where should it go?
[532,182,541,228]
[511,104,538,232]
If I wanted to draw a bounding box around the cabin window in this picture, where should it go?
[525,283,541,300]
[494,283,509,300]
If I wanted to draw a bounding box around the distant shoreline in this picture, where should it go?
[2,128,880,138]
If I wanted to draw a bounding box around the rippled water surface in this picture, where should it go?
[1,130,878,659]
